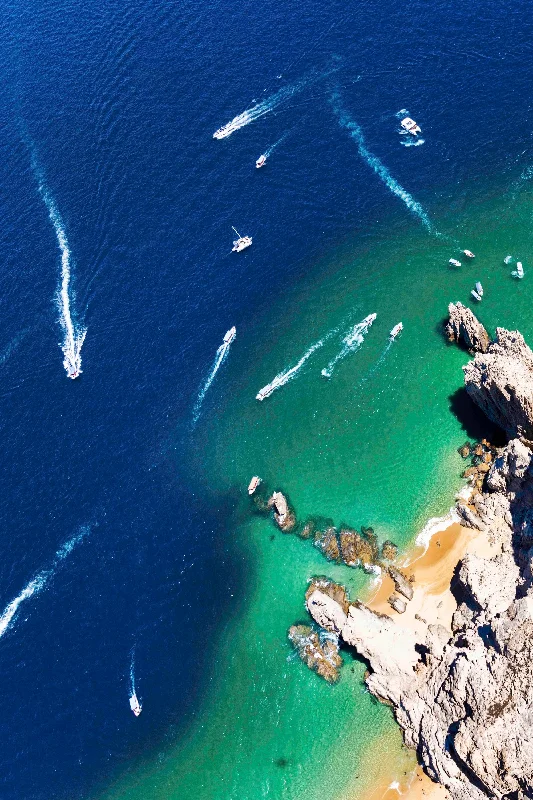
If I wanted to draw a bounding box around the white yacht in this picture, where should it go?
[389,322,403,339]
[256,375,283,401]
[400,117,421,135]
[129,693,142,717]
[471,289,482,302]
[248,476,262,495]
[463,249,475,258]
[449,258,462,267]
[475,282,483,296]
[256,154,267,168]
[223,326,236,344]
[231,227,252,252]
[512,262,524,279]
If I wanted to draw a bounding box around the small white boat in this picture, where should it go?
[231,227,252,252]
[223,326,236,344]
[389,322,403,339]
[256,375,284,401]
[129,693,142,717]
[248,476,262,495]
[471,290,482,302]
[256,154,267,168]
[512,262,524,279]
[449,258,462,267]
[400,117,421,135]
[68,371,80,380]
[463,249,475,258]
[475,282,483,296]
[504,255,513,264]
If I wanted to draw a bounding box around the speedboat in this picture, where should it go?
[463,250,475,258]
[471,290,482,302]
[449,258,462,267]
[475,282,483,296]
[248,476,262,495]
[223,326,236,344]
[256,376,282,401]
[231,227,252,252]
[129,693,142,717]
[512,262,524,279]
[504,255,513,264]
[400,117,421,135]
[256,154,267,168]
[389,322,403,339]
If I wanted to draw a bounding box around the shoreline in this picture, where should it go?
[356,496,500,800]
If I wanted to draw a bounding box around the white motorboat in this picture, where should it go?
[475,282,483,296]
[512,261,524,279]
[471,290,482,302]
[256,154,267,168]
[231,227,252,252]
[389,322,403,339]
[129,693,142,717]
[248,476,262,495]
[463,249,475,258]
[223,326,236,344]
[256,375,284,401]
[400,117,421,135]
[449,258,462,267]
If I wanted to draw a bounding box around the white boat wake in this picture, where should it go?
[401,138,425,148]
[331,92,434,233]
[192,327,236,424]
[0,526,90,640]
[321,313,377,379]
[31,154,87,379]
[256,338,325,400]
[213,65,339,139]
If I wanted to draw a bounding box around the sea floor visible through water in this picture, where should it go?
[100,173,533,800]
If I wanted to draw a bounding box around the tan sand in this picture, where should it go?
[356,512,500,800]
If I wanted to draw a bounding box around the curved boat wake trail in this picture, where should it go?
[0,526,91,640]
[31,154,87,379]
[213,65,339,139]
[192,328,236,424]
[331,92,434,233]
[321,314,376,379]
[129,648,137,697]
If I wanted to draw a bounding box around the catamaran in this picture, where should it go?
[256,154,267,168]
[231,227,252,252]
[400,117,421,135]
[129,693,142,716]
[512,262,524,279]
[449,258,462,267]
[389,322,403,339]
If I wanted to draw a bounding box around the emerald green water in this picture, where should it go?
[102,178,533,800]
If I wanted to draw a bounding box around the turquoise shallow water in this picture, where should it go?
[101,177,533,800]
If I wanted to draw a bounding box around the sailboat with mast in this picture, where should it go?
[231,226,252,252]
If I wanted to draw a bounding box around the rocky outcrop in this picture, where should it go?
[464,328,533,439]
[388,566,414,601]
[288,624,342,684]
[268,491,296,532]
[445,302,490,353]
[306,437,533,800]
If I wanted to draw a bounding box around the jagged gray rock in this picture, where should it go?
[388,566,414,600]
[464,328,533,439]
[445,302,490,353]
[306,438,533,800]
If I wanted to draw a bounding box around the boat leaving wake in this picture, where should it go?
[321,313,376,379]
[331,92,434,233]
[129,646,142,716]
[0,526,90,640]
[31,154,87,380]
[192,327,236,424]
[213,65,339,139]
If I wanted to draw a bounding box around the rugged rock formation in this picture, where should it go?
[288,624,342,684]
[445,302,490,353]
[268,491,296,532]
[388,566,414,601]
[464,327,533,439]
[306,437,533,800]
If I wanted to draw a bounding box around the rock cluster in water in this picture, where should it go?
[288,622,343,683]
[444,301,490,353]
[302,312,533,799]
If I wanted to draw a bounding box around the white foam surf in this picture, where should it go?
[192,328,236,424]
[0,526,90,640]
[331,92,434,233]
[213,65,338,139]
[401,137,425,147]
[321,313,376,379]
[31,154,87,379]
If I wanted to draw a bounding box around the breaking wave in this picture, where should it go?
[331,92,434,233]
[321,313,376,379]
[192,328,236,424]
[213,64,339,139]
[31,154,87,379]
[0,526,91,640]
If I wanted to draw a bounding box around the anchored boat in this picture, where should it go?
[248,476,262,495]
[463,249,475,258]
[449,258,462,267]
[400,117,421,135]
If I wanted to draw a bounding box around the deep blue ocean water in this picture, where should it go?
[1,1,532,798]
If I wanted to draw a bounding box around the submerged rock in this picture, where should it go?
[288,624,343,683]
[464,328,533,439]
[445,302,490,353]
[381,540,399,561]
[314,527,341,561]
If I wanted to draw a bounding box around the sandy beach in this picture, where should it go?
[357,506,501,800]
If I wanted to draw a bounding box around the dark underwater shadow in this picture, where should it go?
[448,387,507,446]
